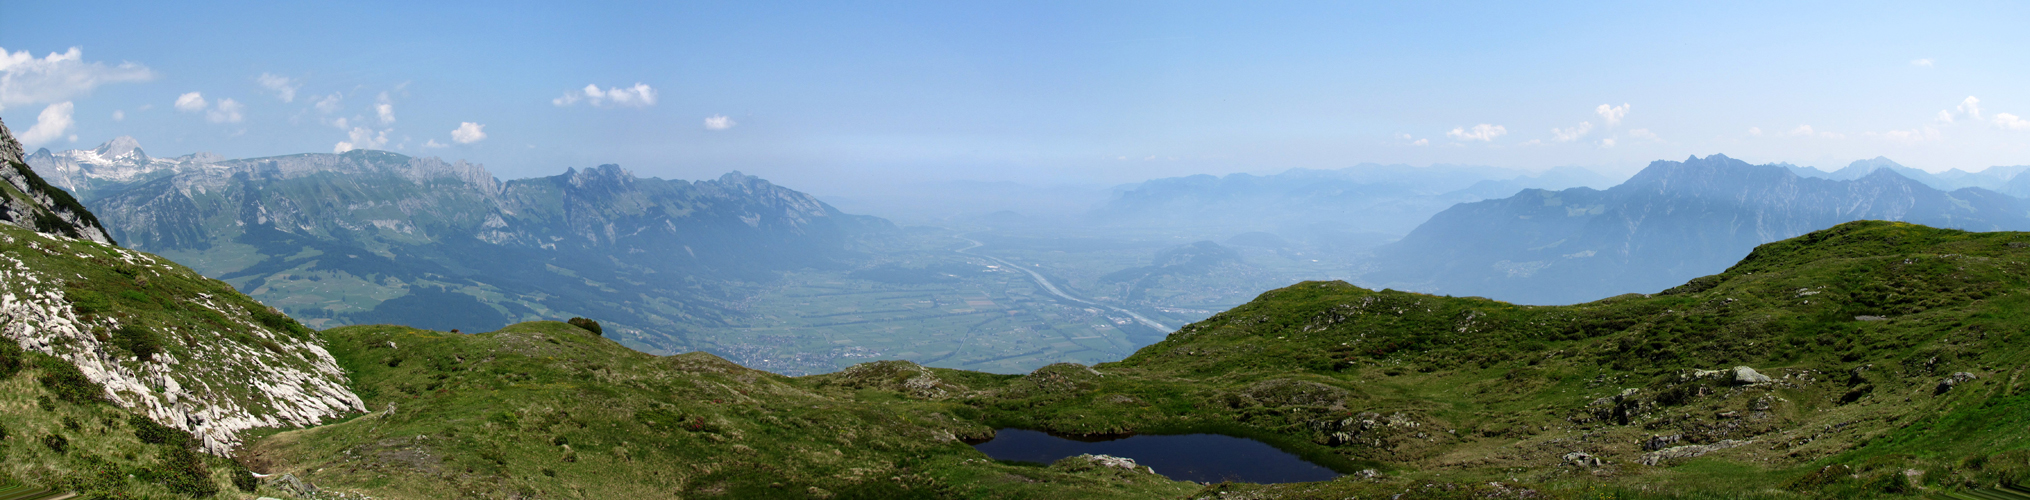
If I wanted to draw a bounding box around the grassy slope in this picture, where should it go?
[0,346,259,499]
[242,322,1198,499]
[0,222,345,500]
[20,220,2030,499]
[958,220,2030,498]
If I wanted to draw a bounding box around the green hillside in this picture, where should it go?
[971,220,2030,498]
[7,207,2030,498]
[242,321,1195,499]
[235,220,2030,499]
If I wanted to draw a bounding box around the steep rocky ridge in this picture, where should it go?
[0,118,362,458]
[0,223,364,454]
[0,120,115,244]
[1366,154,2030,304]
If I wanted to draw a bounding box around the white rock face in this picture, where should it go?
[1731,366,1773,385]
[0,228,364,455]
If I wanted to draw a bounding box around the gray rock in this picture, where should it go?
[1639,440,1749,466]
[1732,366,1772,385]
[1935,372,1978,394]
[1563,451,1606,467]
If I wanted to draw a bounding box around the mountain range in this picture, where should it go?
[25,140,891,356]
[1365,153,2030,304]
[1787,156,2030,195]
[1088,164,1617,250]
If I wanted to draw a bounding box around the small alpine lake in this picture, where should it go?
[968,428,1343,484]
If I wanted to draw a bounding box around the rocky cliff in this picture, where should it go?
[0,118,116,244]
[0,118,363,455]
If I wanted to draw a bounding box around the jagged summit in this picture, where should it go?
[565,163,633,188]
[91,135,145,160]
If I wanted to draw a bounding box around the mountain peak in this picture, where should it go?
[566,163,633,188]
[1839,156,1907,173]
[92,136,145,159]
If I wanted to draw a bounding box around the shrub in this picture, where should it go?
[38,355,104,404]
[66,289,112,315]
[42,433,68,454]
[156,446,218,497]
[114,325,163,361]
[131,414,194,449]
[568,317,603,336]
[252,306,313,338]
[0,338,23,378]
[230,462,259,493]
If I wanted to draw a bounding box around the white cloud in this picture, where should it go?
[175,92,207,112]
[424,139,447,148]
[1873,126,1941,143]
[1628,128,1659,141]
[1551,121,1593,142]
[1911,58,1934,67]
[333,126,388,153]
[0,46,154,112]
[1598,138,1616,148]
[1996,113,2030,131]
[1748,126,1762,136]
[206,98,244,123]
[1446,124,1506,142]
[451,122,487,143]
[1596,103,1630,126]
[1412,138,1428,146]
[554,83,658,108]
[314,93,343,113]
[256,73,300,102]
[1958,96,1982,120]
[704,114,735,130]
[1936,109,1955,124]
[375,92,394,124]
[111,109,124,121]
[1787,125,1845,139]
[17,101,74,146]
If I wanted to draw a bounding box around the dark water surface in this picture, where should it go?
[969,428,1341,484]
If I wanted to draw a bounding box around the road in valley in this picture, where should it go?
[955,236,1176,333]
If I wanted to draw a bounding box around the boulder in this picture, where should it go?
[1935,372,1978,394]
[1562,451,1605,467]
[1732,366,1772,385]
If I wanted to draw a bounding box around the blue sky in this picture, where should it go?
[4,1,2028,192]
